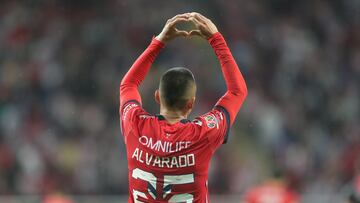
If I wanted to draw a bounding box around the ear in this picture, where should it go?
[186,97,196,110]
[154,90,160,104]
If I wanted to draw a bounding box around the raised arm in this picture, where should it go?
[120,14,190,109]
[119,39,163,108]
[189,13,248,125]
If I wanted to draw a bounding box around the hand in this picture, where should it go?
[155,13,190,43]
[188,12,218,39]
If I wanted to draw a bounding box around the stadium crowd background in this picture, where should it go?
[0,0,359,202]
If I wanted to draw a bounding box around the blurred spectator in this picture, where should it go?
[43,193,74,203]
[243,167,300,203]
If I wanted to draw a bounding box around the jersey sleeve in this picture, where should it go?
[119,37,163,139]
[119,101,148,139]
[208,32,247,126]
[119,37,164,112]
[194,106,231,151]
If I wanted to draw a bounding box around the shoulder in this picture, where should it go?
[193,108,227,130]
[120,101,157,136]
[122,101,141,113]
[120,101,154,126]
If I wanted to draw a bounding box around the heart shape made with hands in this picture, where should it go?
[173,20,199,36]
[157,13,217,42]
[170,13,217,39]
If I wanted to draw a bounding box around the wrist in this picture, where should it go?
[155,34,167,44]
[207,31,218,39]
[152,36,166,47]
[207,32,221,41]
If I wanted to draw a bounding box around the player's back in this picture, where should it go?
[122,101,229,203]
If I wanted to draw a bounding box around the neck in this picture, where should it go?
[160,108,187,124]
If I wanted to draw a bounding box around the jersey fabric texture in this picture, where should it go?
[120,32,247,203]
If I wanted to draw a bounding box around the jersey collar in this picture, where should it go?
[155,114,190,124]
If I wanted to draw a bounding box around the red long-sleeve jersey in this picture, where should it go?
[120,32,247,203]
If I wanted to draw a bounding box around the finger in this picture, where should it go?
[190,12,207,24]
[189,30,205,38]
[189,13,206,25]
[169,14,181,21]
[168,17,189,27]
[190,12,202,17]
[189,16,206,28]
[169,13,190,23]
[174,29,189,37]
[196,13,210,22]
[166,15,181,25]
[189,30,201,36]
[178,13,191,18]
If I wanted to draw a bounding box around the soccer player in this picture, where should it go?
[120,12,247,203]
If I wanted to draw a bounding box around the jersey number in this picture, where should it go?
[132,168,194,203]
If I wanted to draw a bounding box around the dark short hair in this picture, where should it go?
[159,67,196,110]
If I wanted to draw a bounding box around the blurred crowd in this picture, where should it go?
[0,0,359,200]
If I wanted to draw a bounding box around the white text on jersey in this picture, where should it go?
[138,135,192,153]
[132,148,195,168]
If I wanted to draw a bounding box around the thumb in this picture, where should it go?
[175,29,190,37]
[189,30,204,38]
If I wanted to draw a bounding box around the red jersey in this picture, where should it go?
[120,33,247,203]
[244,182,299,203]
